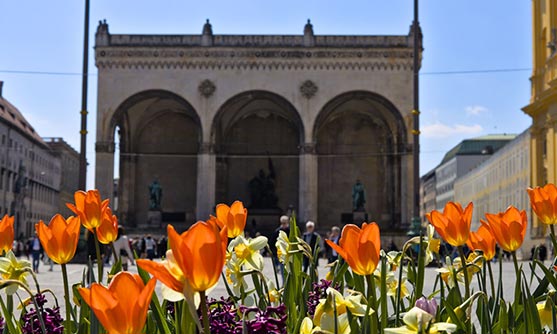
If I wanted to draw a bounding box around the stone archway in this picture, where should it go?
[314,91,407,230]
[212,91,304,230]
[111,90,201,227]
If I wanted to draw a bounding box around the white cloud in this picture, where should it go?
[465,105,489,116]
[421,121,483,139]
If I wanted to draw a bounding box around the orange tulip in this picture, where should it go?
[0,215,14,255]
[97,208,119,245]
[482,206,527,253]
[35,215,80,264]
[67,190,110,231]
[426,202,473,247]
[138,221,227,294]
[527,184,557,225]
[78,271,156,334]
[466,224,496,261]
[326,222,381,276]
[216,201,247,238]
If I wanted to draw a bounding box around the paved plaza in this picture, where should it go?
[18,257,548,315]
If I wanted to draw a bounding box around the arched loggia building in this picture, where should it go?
[94,19,420,231]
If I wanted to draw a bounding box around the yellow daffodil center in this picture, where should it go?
[234,243,251,260]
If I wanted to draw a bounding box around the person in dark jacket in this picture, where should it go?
[302,221,321,272]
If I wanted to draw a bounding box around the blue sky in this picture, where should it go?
[0,1,532,188]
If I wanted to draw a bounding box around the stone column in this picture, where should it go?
[196,143,216,221]
[298,143,318,224]
[94,141,115,200]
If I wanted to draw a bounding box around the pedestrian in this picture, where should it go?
[112,227,135,271]
[269,215,290,284]
[327,226,341,263]
[302,221,321,272]
[145,235,156,260]
[28,233,43,273]
[157,236,167,258]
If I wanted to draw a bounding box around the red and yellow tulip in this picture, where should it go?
[0,215,14,255]
[466,224,496,261]
[216,201,247,238]
[426,202,473,247]
[482,206,527,253]
[326,222,381,276]
[67,190,110,232]
[78,271,156,334]
[137,220,227,296]
[35,215,80,264]
[527,183,557,225]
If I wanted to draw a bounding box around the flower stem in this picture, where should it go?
[93,229,103,283]
[200,290,211,334]
[486,260,496,304]
[457,246,471,301]
[61,263,72,334]
[550,225,557,258]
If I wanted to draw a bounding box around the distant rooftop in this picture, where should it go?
[0,81,48,147]
[440,134,517,165]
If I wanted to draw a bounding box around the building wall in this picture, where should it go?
[0,119,61,237]
[454,131,539,256]
[44,137,80,217]
[94,21,421,230]
[435,155,491,211]
[523,0,557,233]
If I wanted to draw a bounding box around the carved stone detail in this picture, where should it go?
[300,143,316,154]
[300,80,318,99]
[96,141,115,153]
[198,79,216,98]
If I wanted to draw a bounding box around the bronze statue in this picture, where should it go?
[248,157,278,209]
[149,178,162,210]
[352,179,366,212]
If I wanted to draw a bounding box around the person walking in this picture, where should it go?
[302,221,321,272]
[327,226,341,263]
[28,233,43,273]
[269,215,290,284]
[145,235,157,260]
[112,227,135,271]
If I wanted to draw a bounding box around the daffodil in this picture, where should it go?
[385,306,457,333]
[425,224,441,265]
[537,299,553,328]
[276,230,293,264]
[387,273,409,299]
[300,317,315,334]
[0,250,32,294]
[313,287,370,333]
[228,235,268,271]
[224,253,248,295]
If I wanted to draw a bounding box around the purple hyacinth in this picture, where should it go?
[415,296,438,316]
[307,279,339,317]
[205,298,238,334]
[0,316,4,334]
[21,293,63,334]
[238,304,287,334]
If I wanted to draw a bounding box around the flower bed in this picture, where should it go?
[0,186,556,333]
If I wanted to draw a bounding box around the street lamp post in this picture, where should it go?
[78,0,90,190]
[409,0,422,235]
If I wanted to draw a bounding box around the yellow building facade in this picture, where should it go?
[523,0,557,232]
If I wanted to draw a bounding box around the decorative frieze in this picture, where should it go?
[95,141,115,153]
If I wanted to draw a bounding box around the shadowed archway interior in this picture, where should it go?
[314,91,406,230]
[212,91,304,219]
[112,90,201,227]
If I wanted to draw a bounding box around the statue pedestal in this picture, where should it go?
[141,210,162,229]
[247,208,283,239]
[340,211,368,225]
[353,211,368,224]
